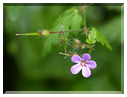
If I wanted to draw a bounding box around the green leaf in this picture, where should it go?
[41,33,59,57]
[41,7,78,57]
[54,7,77,26]
[86,27,97,44]
[96,31,112,51]
[41,16,71,57]
[97,15,121,44]
[69,13,83,34]
[61,7,76,17]
[41,36,52,57]
[86,27,112,51]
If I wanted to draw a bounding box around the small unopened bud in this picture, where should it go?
[73,38,81,44]
[39,29,50,37]
[60,35,68,51]
[59,52,72,57]
[81,44,86,49]
[60,35,67,43]
[73,38,81,48]
[74,44,80,48]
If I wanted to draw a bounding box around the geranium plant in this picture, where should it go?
[16,5,112,78]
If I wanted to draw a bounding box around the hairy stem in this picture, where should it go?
[88,49,92,54]
[88,45,93,54]
[82,6,87,29]
[50,29,84,34]
[82,5,89,39]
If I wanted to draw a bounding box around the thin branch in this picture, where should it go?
[50,29,84,34]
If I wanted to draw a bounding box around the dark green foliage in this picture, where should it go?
[41,33,59,57]
[41,7,83,57]
[69,13,83,34]
[5,5,122,92]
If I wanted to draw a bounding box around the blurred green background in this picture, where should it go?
[4,3,124,93]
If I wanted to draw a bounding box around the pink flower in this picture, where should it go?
[70,53,97,78]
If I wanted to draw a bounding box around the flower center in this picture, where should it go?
[80,60,87,67]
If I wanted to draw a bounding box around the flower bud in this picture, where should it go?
[39,29,50,37]
[73,38,81,44]
[74,44,80,48]
[73,38,81,48]
[59,52,80,57]
[60,35,68,51]
[60,35,67,43]
[81,44,86,49]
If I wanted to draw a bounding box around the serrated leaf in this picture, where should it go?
[42,16,71,57]
[54,7,77,26]
[41,33,59,57]
[52,8,77,35]
[96,31,112,51]
[86,27,97,44]
[69,13,83,34]
[41,7,77,57]
[61,7,76,17]
[41,36,52,57]
[85,39,90,44]
[52,16,72,36]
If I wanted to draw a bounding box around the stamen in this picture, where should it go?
[80,60,87,67]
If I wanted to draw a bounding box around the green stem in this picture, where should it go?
[88,48,92,54]
[82,6,89,39]
[16,29,84,36]
[82,7,86,29]
[88,45,92,54]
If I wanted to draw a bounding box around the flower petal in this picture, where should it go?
[82,66,91,78]
[71,55,82,63]
[86,60,97,69]
[82,53,91,61]
[70,63,82,74]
